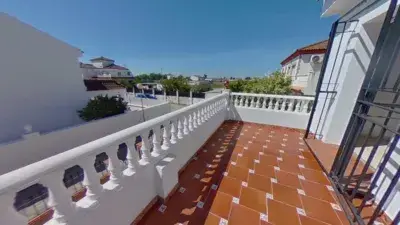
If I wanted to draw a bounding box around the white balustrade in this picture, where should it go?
[0,92,229,225]
[230,93,314,114]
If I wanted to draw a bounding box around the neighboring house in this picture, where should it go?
[84,79,127,99]
[81,57,133,78]
[190,75,205,81]
[0,13,89,144]
[189,75,209,85]
[280,40,328,95]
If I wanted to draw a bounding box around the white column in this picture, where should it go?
[41,171,76,224]
[197,110,202,126]
[152,126,162,154]
[183,116,189,135]
[201,108,205,123]
[188,114,193,132]
[274,98,280,111]
[192,112,198,129]
[256,97,261,108]
[295,99,301,112]
[280,98,286,111]
[268,97,273,109]
[170,121,177,144]
[240,95,245,106]
[251,97,256,108]
[235,95,240,106]
[105,147,123,188]
[0,193,29,225]
[288,99,294,112]
[262,97,267,108]
[177,118,183,139]
[124,139,141,176]
[245,96,250,107]
[301,100,309,113]
[80,157,103,201]
[140,133,151,163]
[162,123,171,150]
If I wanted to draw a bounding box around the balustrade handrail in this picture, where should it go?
[230,92,314,100]
[0,92,229,193]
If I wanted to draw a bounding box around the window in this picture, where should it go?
[117,72,121,76]
[127,72,131,76]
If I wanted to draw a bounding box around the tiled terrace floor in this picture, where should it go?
[136,121,349,225]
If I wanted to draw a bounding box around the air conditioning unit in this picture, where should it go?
[310,55,323,65]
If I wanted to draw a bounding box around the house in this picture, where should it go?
[189,75,209,85]
[80,57,133,78]
[0,12,89,144]
[281,40,328,95]
[84,78,127,99]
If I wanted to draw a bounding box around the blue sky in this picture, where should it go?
[1,0,336,77]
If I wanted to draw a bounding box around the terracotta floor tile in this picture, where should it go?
[301,159,324,171]
[276,170,302,189]
[278,160,302,174]
[226,164,249,181]
[261,221,274,225]
[302,151,317,160]
[281,153,304,164]
[301,195,342,225]
[235,156,255,169]
[228,203,260,225]
[254,163,276,178]
[300,180,336,203]
[204,213,222,225]
[259,154,279,166]
[272,183,303,208]
[218,176,242,197]
[299,215,330,225]
[268,199,301,225]
[239,186,267,213]
[248,173,272,193]
[242,149,261,161]
[209,191,232,220]
[301,168,331,185]
[263,148,282,157]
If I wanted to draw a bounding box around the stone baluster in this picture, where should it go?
[188,114,194,132]
[301,100,309,113]
[274,98,280,111]
[257,97,262,108]
[81,157,103,201]
[152,126,162,154]
[268,97,273,109]
[41,171,76,224]
[140,133,151,162]
[170,121,177,144]
[177,118,184,139]
[0,193,28,225]
[235,95,240,106]
[183,115,189,135]
[295,99,301,112]
[245,96,250,107]
[250,97,255,108]
[105,146,123,187]
[202,108,206,123]
[124,139,141,175]
[192,112,198,129]
[162,123,171,150]
[280,98,286,111]
[197,109,202,126]
[262,97,267,108]
[288,99,295,112]
[240,95,245,106]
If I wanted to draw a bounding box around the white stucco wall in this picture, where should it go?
[0,103,171,175]
[0,13,89,144]
[82,68,132,78]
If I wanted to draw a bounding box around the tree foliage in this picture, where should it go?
[160,76,190,92]
[78,95,127,122]
[228,71,292,94]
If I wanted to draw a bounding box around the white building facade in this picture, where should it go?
[81,57,133,79]
[281,40,328,95]
[0,13,89,144]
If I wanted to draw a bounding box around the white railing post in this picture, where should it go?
[152,126,162,154]
[170,121,177,144]
[295,99,301,113]
[188,114,193,132]
[197,109,202,126]
[190,90,193,105]
[192,112,198,129]
[235,95,240,106]
[105,146,123,188]
[140,133,151,163]
[176,90,179,104]
[245,96,250,107]
[280,98,286,111]
[256,97,261,108]
[124,139,141,176]
[268,97,273,109]
[301,100,309,113]
[177,118,183,139]
[162,123,171,150]
[262,97,267,108]
[288,99,294,112]
[183,115,189,135]
[163,90,167,102]
[81,157,103,201]
[274,98,280,111]
[41,171,76,224]
[240,95,245,106]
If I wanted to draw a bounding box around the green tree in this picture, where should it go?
[161,77,190,92]
[78,95,127,121]
[228,71,292,94]
[191,84,212,93]
[228,79,246,92]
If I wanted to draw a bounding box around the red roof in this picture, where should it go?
[280,40,328,65]
[83,79,126,91]
[80,62,129,70]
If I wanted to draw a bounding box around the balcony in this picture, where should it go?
[321,0,364,17]
[0,92,393,225]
